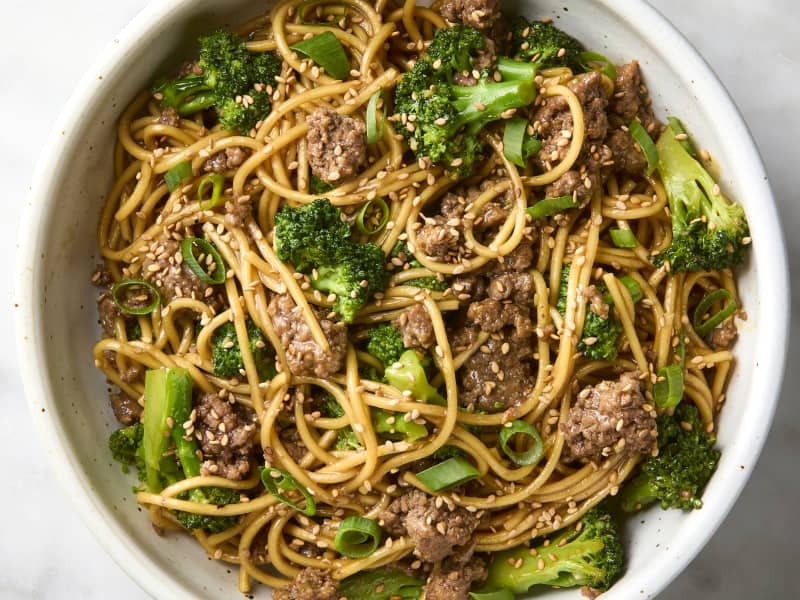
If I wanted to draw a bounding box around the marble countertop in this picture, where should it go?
[2,0,797,597]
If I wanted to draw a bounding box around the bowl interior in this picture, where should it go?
[17,0,785,599]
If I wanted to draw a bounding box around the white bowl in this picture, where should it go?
[15,0,789,598]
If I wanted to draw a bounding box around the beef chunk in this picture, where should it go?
[425,555,487,600]
[158,106,180,127]
[584,284,610,319]
[306,108,366,183]
[267,293,347,378]
[440,0,500,30]
[561,371,658,461]
[609,61,657,132]
[486,271,534,304]
[459,333,534,413]
[224,194,253,228]
[140,237,211,302]
[273,568,339,600]
[109,391,142,426]
[453,38,497,86]
[378,490,479,563]
[279,427,308,463]
[605,129,646,175]
[467,299,534,339]
[203,147,248,173]
[196,393,257,480]
[711,320,738,349]
[97,291,122,336]
[394,303,436,350]
[416,219,461,261]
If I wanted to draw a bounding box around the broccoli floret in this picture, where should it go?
[211,320,275,381]
[322,395,426,447]
[366,324,406,368]
[108,423,145,477]
[394,26,538,175]
[484,506,624,593]
[557,265,621,360]
[126,320,142,341]
[653,120,750,272]
[310,174,335,195]
[152,29,281,132]
[320,395,362,450]
[620,403,720,512]
[508,17,585,70]
[274,199,386,322]
[175,486,240,533]
[385,349,444,405]
[340,568,423,600]
[390,241,448,291]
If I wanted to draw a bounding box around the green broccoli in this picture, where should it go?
[557,265,621,360]
[390,241,448,291]
[274,198,386,322]
[126,320,142,341]
[152,29,282,132]
[322,395,427,447]
[394,25,538,175]
[321,395,362,451]
[211,320,275,381]
[339,568,423,600]
[310,174,335,195]
[508,17,585,70]
[620,403,719,512]
[366,324,406,369]
[484,506,624,593]
[141,368,239,533]
[653,119,750,272]
[108,423,145,476]
[385,350,444,405]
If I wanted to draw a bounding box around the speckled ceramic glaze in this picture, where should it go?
[15,1,788,598]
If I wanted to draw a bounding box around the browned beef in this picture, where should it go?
[140,237,211,302]
[224,194,253,228]
[459,333,534,413]
[378,490,479,563]
[425,554,487,600]
[605,129,646,175]
[584,284,610,319]
[486,271,534,304]
[203,147,248,173]
[273,568,339,600]
[267,293,347,378]
[306,108,366,183]
[609,61,657,132]
[416,219,461,261]
[394,303,436,350]
[466,299,534,339]
[451,274,486,302]
[97,292,122,336]
[158,107,180,127]
[109,391,142,426]
[711,320,738,349]
[473,200,508,232]
[453,38,497,86]
[440,0,500,30]
[493,239,535,273]
[195,393,257,480]
[561,371,657,461]
[279,427,308,463]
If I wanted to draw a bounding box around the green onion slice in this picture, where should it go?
[260,467,316,516]
[180,237,226,285]
[334,515,382,558]
[618,275,643,304]
[526,194,577,219]
[499,420,544,466]
[356,197,390,235]
[578,51,617,81]
[111,279,161,316]
[470,591,516,600]
[416,456,479,492]
[667,116,697,157]
[654,363,684,410]
[629,118,658,175]
[290,31,350,80]
[197,173,225,210]
[164,160,192,192]
[503,117,541,168]
[366,90,386,144]
[609,228,637,248]
[693,288,737,337]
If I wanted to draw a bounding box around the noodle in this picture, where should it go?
[92,0,745,596]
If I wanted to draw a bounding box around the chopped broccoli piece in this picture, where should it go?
[321,395,362,450]
[126,320,142,341]
[390,241,448,291]
[108,423,145,477]
[274,198,386,322]
[653,120,750,272]
[373,408,428,441]
[484,506,624,593]
[385,350,444,405]
[620,403,720,512]
[366,324,406,369]
[152,29,282,132]
[340,567,423,600]
[508,17,585,70]
[394,26,538,175]
[211,320,275,381]
[175,486,240,533]
[310,174,335,194]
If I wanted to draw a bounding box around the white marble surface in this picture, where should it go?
[1,0,798,598]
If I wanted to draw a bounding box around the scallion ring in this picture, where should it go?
[164,160,192,192]
[527,195,577,219]
[290,31,350,80]
[356,197,389,235]
[180,237,226,285]
[618,275,643,304]
[629,118,658,175]
[667,116,697,157]
[609,228,637,248]
[334,515,382,558]
[197,173,225,210]
[578,51,617,81]
[366,90,386,144]
[260,467,316,516]
[499,420,544,466]
[654,363,685,409]
[416,456,479,492]
[111,279,161,316]
[693,289,737,337]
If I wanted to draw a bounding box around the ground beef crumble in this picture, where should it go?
[394,303,436,350]
[273,568,339,600]
[140,236,212,302]
[203,147,248,173]
[195,393,257,479]
[440,0,500,31]
[109,391,142,426]
[306,108,366,183]
[425,552,487,600]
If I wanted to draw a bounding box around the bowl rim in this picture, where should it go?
[15,0,790,598]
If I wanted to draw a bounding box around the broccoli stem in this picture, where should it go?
[384,350,444,405]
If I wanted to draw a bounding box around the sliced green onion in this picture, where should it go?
[503,117,528,167]
[654,363,684,410]
[619,275,643,304]
[416,456,479,492]
[499,420,543,466]
[180,237,226,285]
[693,289,737,337]
[609,228,637,248]
[197,173,225,210]
[667,116,697,157]
[526,195,577,219]
[334,515,382,558]
[111,279,161,316]
[366,90,386,144]
[578,51,617,81]
[290,31,350,80]
[356,197,389,235]
[260,467,316,516]
[470,590,516,600]
[629,118,658,175]
[164,160,192,192]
